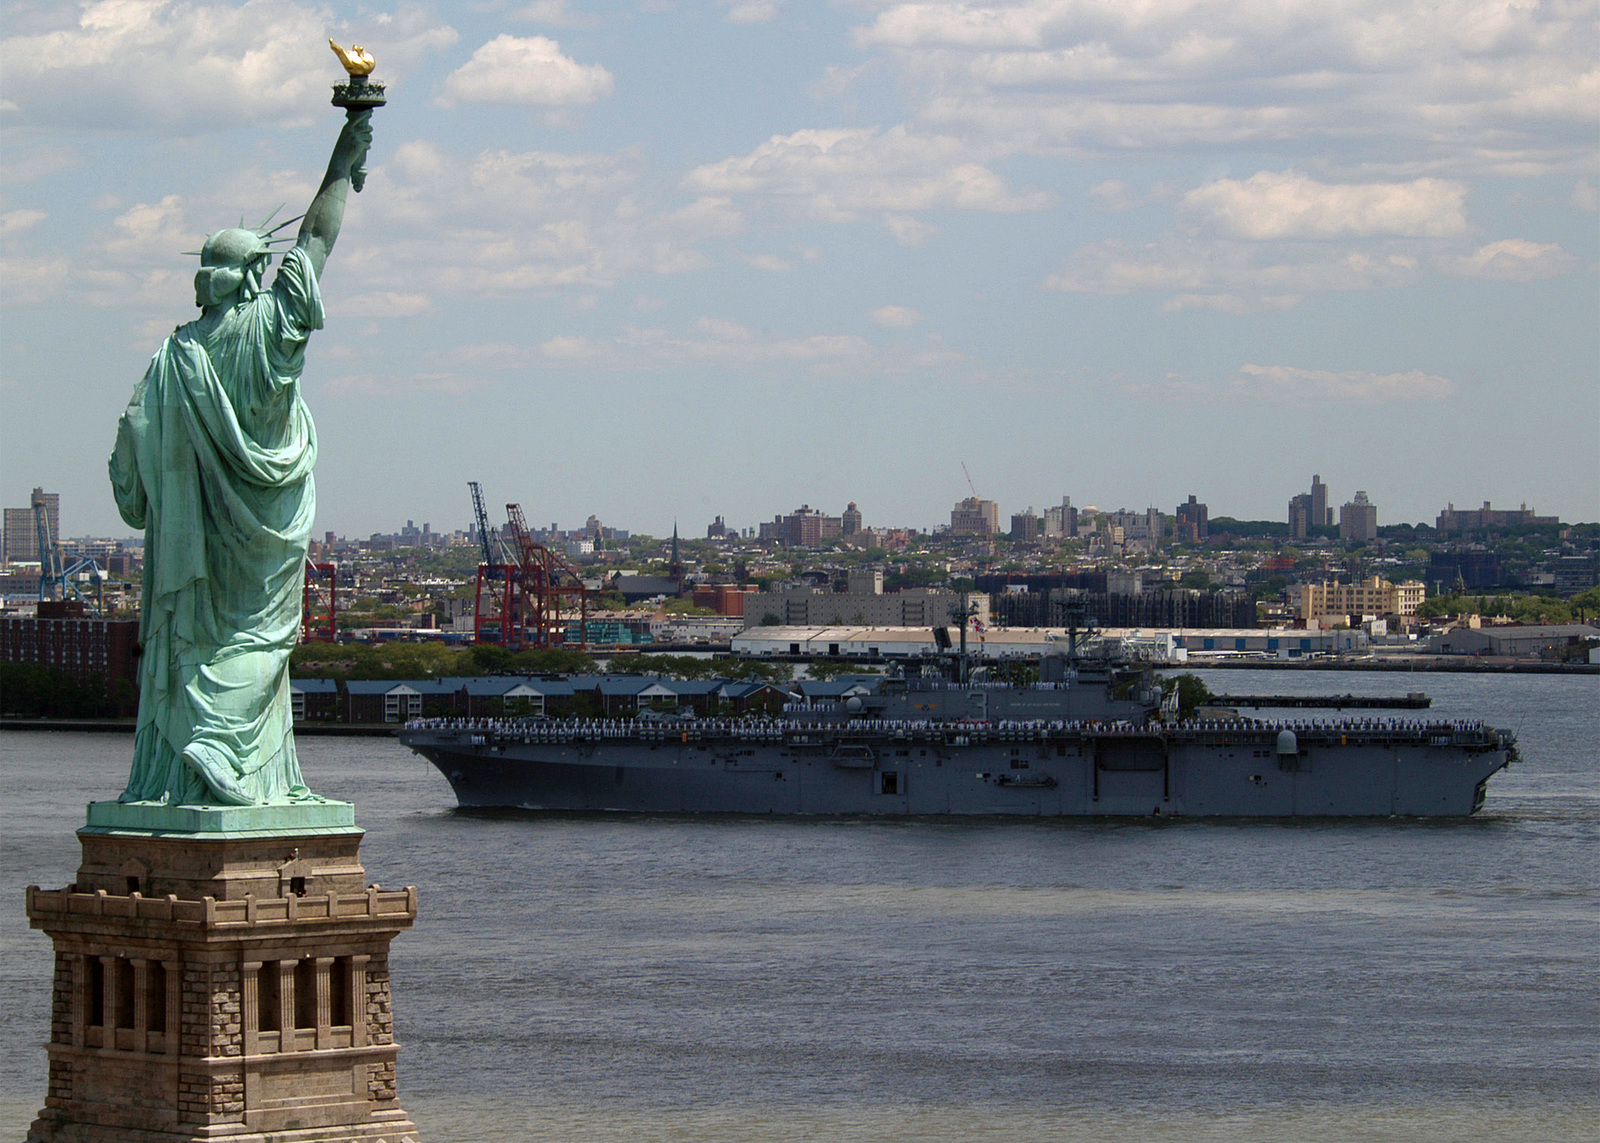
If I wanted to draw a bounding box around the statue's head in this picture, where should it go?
[194,228,271,308]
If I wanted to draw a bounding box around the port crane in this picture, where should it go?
[504,503,589,650]
[470,481,521,647]
[33,499,104,617]
[300,559,340,642]
[468,482,589,650]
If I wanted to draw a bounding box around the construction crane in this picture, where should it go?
[961,460,979,500]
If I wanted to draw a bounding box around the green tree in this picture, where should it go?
[609,653,716,679]
[1160,673,1213,717]
[720,658,792,683]
[1415,595,1462,619]
[1569,587,1600,620]
[804,659,880,681]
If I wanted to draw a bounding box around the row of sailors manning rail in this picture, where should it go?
[406,715,1496,738]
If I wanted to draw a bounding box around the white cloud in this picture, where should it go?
[724,0,780,23]
[1450,239,1576,281]
[1046,237,1422,296]
[333,292,433,319]
[540,334,601,360]
[438,35,613,107]
[1,209,48,235]
[349,141,733,297]
[746,253,794,272]
[0,145,81,186]
[883,214,938,245]
[809,63,870,103]
[870,304,923,328]
[506,320,973,375]
[323,371,495,398]
[0,0,457,130]
[1570,180,1598,212]
[851,1,1598,175]
[1180,172,1470,239]
[1231,363,1457,403]
[1161,293,1253,315]
[684,125,1053,227]
[1162,292,1302,314]
[514,2,596,28]
[102,195,196,261]
[694,316,759,341]
[0,253,71,305]
[1088,180,1138,211]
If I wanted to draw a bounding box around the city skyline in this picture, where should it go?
[3,1,1596,539]
[5,481,1585,551]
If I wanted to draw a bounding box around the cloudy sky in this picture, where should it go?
[2,0,1595,540]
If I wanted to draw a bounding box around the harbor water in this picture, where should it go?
[3,669,1596,1141]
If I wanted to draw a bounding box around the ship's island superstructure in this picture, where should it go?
[398,642,1516,818]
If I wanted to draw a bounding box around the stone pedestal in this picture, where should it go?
[25,804,420,1142]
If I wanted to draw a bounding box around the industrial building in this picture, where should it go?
[1427,623,1600,658]
[985,579,1256,630]
[1293,577,1425,623]
[731,625,1364,660]
[740,582,987,630]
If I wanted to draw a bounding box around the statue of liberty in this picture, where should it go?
[108,94,374,808]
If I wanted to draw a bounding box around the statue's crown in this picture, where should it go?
[185,209,299,262]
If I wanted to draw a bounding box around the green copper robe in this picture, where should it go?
[109,247,323,806]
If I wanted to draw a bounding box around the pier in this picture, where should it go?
[1216,691,1433,707]
[1212,693,1431,709]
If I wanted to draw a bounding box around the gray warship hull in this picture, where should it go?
[401,718,1515,817]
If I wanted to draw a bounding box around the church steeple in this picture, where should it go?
[668,521,683,581]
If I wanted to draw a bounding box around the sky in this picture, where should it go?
[2,0,1596,542]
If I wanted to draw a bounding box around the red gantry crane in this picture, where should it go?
[504,502,589,650]
[301,559,339,642]
[469,483,589,650]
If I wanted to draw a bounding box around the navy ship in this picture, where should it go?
[398,643,1517,818]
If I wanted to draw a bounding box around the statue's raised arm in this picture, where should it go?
[296,109,373,279]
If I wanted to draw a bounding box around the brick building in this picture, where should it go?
[1339,491,1378,542]
[757,505,843,547]
[1435,501,1559,532]
[950,497,999,536]
[0,601,139,691]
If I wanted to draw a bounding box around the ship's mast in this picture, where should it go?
[953,591,980,685]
